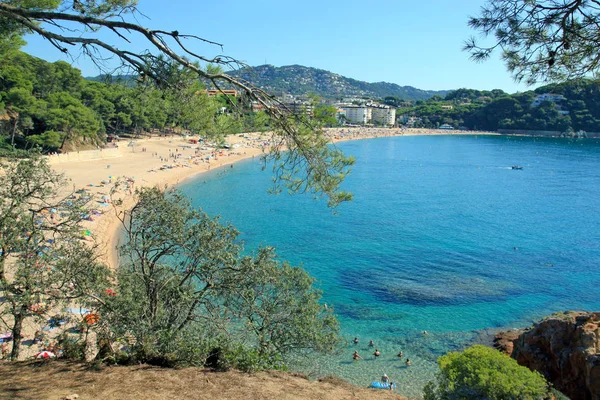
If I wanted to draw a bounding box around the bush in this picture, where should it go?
[57,334,86,361]
[423,345,550,400]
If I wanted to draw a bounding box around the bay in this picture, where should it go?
[179,134,600,398]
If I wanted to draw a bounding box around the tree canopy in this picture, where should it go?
[466,0,600,84]
[97,186,339,369]
[397,78,600,132]
[423,345,550,400]
[0,0,353,207]
[0,156,110,360]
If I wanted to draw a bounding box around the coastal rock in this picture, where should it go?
[492,328,523,356]
[495,311,600,400]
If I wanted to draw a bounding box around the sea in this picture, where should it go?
[178,134,600,398]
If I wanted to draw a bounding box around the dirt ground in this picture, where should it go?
[0,361,408,400]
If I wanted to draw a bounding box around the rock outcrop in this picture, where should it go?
[495,312,600,400]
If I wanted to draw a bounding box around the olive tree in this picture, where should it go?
[0,156,109,359]
[98,187,339,368]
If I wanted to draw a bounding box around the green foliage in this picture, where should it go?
[98,187,340,369]
[0,157,110,359]
[466,0,600,84]
[312,99,338,127]
[400,78,600,132]
[0,48,228,150]
[423,345,550,400]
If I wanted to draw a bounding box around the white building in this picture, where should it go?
[344,106,371,124]
[532,93,566,107]
[371,106,396,126]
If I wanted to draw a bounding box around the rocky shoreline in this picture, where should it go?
[494,311,600,400]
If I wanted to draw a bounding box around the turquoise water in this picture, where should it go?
[179,135,600,398]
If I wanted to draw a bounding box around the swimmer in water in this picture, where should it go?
[353,350,362,361]
[353,337,359,344]
[373,348,381,358]
[369,340,375,347]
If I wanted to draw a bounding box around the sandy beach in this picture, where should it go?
[0,127,497,360]
[50,133,268,270]
[52,127,497,270]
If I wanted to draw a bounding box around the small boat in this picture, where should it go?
[511,166,523,170]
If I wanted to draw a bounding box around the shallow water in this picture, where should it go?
[179,135,600,398]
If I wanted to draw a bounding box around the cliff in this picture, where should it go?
[494,311,600,400]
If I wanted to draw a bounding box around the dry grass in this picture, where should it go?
[0,361,408,400]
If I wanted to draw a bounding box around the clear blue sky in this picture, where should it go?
[23,0,535,93]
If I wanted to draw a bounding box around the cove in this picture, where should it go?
[178,134,600,398]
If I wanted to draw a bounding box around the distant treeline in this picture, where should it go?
[392,79,600,132]
[0,49,267,153]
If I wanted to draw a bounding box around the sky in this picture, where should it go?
[23,0,536,93]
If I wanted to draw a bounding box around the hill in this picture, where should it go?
[404,78,600,132]
[227,64,450,101]
[0,361,407,400]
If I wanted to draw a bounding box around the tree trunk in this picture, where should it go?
[11,115,18,150]
[10,306,26,360]
[60,131,70,152]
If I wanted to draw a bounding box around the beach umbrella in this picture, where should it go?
[35,351,56,359]
[84,313,100,325]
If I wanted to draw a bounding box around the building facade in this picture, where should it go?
[371,106,396,126]
[344,106,371,124]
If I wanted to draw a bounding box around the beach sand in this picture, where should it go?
[52,128,497,269]
[51,134,267,269]
[0,127,495,361]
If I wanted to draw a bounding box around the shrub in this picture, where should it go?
[423,345,550,400]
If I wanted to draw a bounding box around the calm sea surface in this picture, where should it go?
[179,135,600,398]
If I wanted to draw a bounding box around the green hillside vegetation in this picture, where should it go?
[228,64,450,101]
[0,50,267,153]
[398,79,600,132]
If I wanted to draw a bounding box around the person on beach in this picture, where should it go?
[353,337,359,344]
[353,350,362,361]
[373,348,381,358]
[368,340,375,347]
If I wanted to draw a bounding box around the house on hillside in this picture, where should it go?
[532,93,565,106]
[532,93,569,114]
